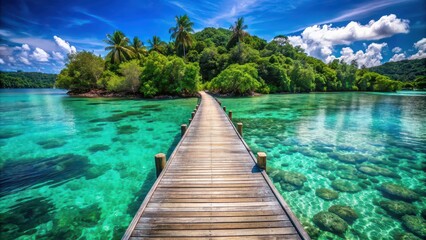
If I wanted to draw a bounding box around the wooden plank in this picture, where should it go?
[122,91,310,240]
[135,221,293,230]
[131,227,297,237]
[142,210,286,218]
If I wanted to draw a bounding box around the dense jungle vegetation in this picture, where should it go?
[53,15,403,96]
[0,71,57,88]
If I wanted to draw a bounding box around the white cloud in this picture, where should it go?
[0,58,4,64]
[408,38,426,60]
[53,36,77,54]
[392,47,402,53]
[22,44,30,51]
[19,56,31,65]
[390,53,406,62]
[52,51,65,60]
[31,47,50,62]
[414,38,426,51]
[288,14,409,61]
[8,56,15,63]
[330,43,388,68]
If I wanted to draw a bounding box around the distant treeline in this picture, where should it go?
[0,71,57,88]
[369,59,425,82]
[369,59,426,89]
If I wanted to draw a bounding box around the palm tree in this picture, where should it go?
[148,36,165,54]
[130,36,147,59]
[227,17,248,49]
[104,31,133,64]
[169,14,194,58]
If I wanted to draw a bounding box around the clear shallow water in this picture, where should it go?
[219,91,426,240]
[0,89,197,239]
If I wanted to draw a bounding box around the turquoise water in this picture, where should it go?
[219,91,426,240]
[0,89,197,239]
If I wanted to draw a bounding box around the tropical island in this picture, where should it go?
[1,1,426,239]
[55,15,405,97]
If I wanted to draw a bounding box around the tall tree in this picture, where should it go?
[169,14,194,58]
[130,36,147,59]
[148,36,166,53]
[227,17,248,49]
[104,31,133,64]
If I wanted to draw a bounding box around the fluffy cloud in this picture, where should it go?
[288,14,409,62]
[31,47,50,62]
[0,58,4,64]
[328,43,387,68]
[52,51,65,60]
[19,56,31,65]
[389,53,406,62]
[22,44,30,51]
[53,36,76,54]
[392,47,402,53]
[408,38,426,60]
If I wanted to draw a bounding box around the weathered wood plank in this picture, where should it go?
[131,227,297,237]
[122,91,309,240]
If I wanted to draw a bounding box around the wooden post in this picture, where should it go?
[237,123,243,136]
[155,153,166,177]
[189,118,192,125]
[194,108,197,113]
[228,110,233,120]
[257,152,267,170]
[223,106,226,112]
[196,104,199,110]
[181,124,187,137]
[192,111,195,119]
[219,101,222,106]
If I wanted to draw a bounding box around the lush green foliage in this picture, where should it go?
[106,60,142,93]
[104,31,134,65]
[56,51,105,92]
[169,14,194,57]
[148,36,167,54]
[356,71,402,92]
[369,59,426,82]
[140,52,200,97]
[0,72,56,88]
[227,17,248,49]
[55,15,404,96]
[209,64,265,95]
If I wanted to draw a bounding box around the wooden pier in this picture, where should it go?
[123,91,310,239]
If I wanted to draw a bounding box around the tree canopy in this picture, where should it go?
[53,15,404,96]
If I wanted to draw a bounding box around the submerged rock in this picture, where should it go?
[331,179,362,193]
[316,161,337,171]
[379,183,420,202]
[379,200,417,217]
[357,165,400,179]
[315,188,339,201]
[0,197,54,239]
[394,232,422,240]
[328,152,367,164]
[89,111,141,123]
[302,221,321,239]
[0,154,91,197]
[328,205,358,224]
[313,211,348,235]
[117,125,139,135]
[267,168,307,191]
[88,127,104,132]
[36,139,67,149]
[0,130,22,139]
[401,215,426,238]
[87,144,110,153]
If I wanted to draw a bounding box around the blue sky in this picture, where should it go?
[0,0,425,73]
